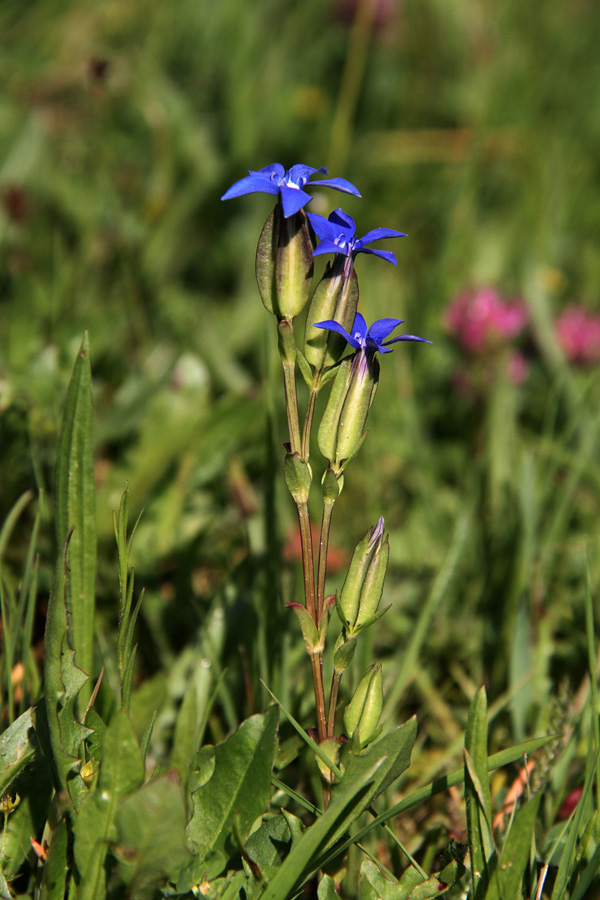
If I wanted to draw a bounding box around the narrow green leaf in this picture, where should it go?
[171,680,198,791]
[551,748,599,900]
[486,793,541,900]
[55,332,97,684]
[464,687,494,896]
[40,820,69,900]
[186,707,278,867]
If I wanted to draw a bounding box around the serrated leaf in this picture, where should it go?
[114,771,189,898]
[359,859,458,900]
[72,710,144,900]
[0,706,38,795]
[186,707,278,868]
[55,332,96,685]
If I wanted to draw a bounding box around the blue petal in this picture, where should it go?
[328,208,356,237]
[384,334,432,345]
[351,312,368,341]
[313,319,360,349]
[313,240,351,258]
[221,173,279,201]
[360,227,406,244]
[252,163,285,181]
[358,247,398,265]
[311,177,362,197]
[280,185,313,217]
[368,318,405,342]
[288,164,328,185]
[307,213,342,242]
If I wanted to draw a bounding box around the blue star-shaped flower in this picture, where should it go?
[221,164,361,218]
[307,209,405,265]
[314,312,431,354]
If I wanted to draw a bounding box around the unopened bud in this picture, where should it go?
[344,664,383,749]
[303,257,358,370]
[338,519,387,632]
[256,203,315,319]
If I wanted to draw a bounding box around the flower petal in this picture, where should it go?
[351,312,368,341]
[251,163,285,180]
[312,240,351,258]
[384,334,432,345]
[358,247,398,265]
[221,173,279,201]
[280,185,313,217]
[360,227,406,244]
[368,318,406,342]
[313,319,360,349]
[307,213,343,242]
[328,208,356,237]
[312,177,362,197]
[288,164,328,184]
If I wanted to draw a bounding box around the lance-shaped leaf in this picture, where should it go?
[464,687,495,897]
[186,707,278,872]
[55,332,97,688]
[41,536,92,810]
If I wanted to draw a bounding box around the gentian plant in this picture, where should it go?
[221,162,429,795]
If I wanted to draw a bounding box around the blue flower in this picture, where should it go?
[221,163,361,218]
[307,209,405,265]
[314,312,431,355]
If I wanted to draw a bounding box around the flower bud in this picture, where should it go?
[303,257,358,370]
[256,203,315,319]
[338,518,387,632]
[318,351,379,470]
[344,664,383,749]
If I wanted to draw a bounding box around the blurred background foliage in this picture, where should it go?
[2,0,600,836]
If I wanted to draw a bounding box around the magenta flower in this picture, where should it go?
[445,287,528,354]
[555,305,600,366]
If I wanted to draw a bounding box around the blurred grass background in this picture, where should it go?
[2,0,600,829]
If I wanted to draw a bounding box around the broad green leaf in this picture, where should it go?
[55,332,97,687]
[0,706,38,795]
[359,858,459,900]
[186,707,278,867]
[72,710,144,900]
[486,793,541,900]
[318,873,341,899]
[41,820,69,900]
[245,814,299,868]
[260,760,388,900]
[330,717,418,837]
[114,772,189,898]
[464,687,494,896]
[0,756,53,880]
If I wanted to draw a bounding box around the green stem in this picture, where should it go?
[316,497,335,622]
[282,358,302,455]
[301,381,320,460]
[311,652,328,744]
[327,669,343,738]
